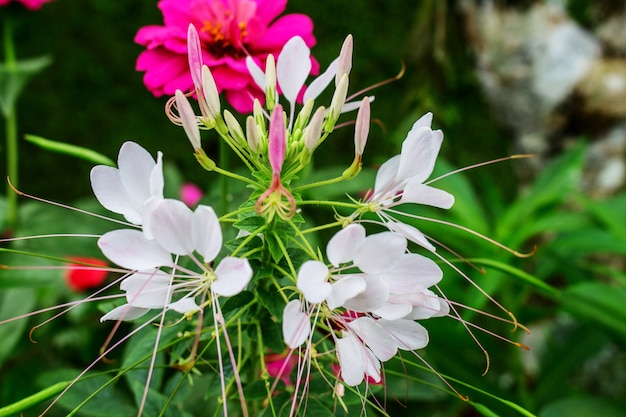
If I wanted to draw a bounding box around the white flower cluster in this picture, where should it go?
[91,142,252,321]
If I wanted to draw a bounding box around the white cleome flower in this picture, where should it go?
[98,199,252,321]
[90,141,164,225]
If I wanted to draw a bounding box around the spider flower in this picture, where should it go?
[135,0,316,112]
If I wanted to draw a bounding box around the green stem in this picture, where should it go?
[219,139,229,215]
[3,17,18,232]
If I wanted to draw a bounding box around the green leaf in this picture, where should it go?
[0,55,52,116]
[36,369,135,417]
[466,258,560,298]
[0,288,37,366]
[539,396,625,417]
[0,381,70,417]
[24,134,115,166]
[234,216,266,233]
[561,282,626,342]
[470,401,502,417]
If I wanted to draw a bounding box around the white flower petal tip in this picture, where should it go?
[90,141,164,225]
[212,257,253,297]
[282,300,311,349]
[297,261,331,303]
[326,224,366,267]
[98,229,172,270]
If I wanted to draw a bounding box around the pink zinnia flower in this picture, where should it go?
[135,0,316,113]
[0,0,53,9]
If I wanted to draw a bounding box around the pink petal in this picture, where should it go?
[268,104,286,174]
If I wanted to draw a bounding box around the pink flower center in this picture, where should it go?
[192,0,258,59]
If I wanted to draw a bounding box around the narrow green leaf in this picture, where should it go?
[561,282,626,341]
[0,381,70,417]
[0,55,52,116]
[466,258,560,298]
[24,134,115,166]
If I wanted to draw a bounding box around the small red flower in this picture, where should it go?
[65,257,108,292]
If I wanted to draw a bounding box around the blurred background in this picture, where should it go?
[1,1,626,416]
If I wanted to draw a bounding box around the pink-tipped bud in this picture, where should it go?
[187,24,203,90]
[336,34,353,87]
[175,89,201,150]
[354,97,370,156]
[304,106,326,152]
[269,104,286,174]
[327,74,349,128]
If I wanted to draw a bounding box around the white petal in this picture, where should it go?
[98,229,172,270]
[342,275,389,313]
[385,220,435,252]
[147,199,195,256]
[212,257,252,297]
[326,224,366,267]
[297,261,331,303]
[277,36,311,106]
[383,253,443,293]
[120,270,172,309]
[363,347,382,383]
[340,96,375,114]
[246,56,266,90]
[303,58,338,102]
[371,302,413,321]
[335,332,365,386]
[192,205,222,263]
[348,317,397,362]
[404,290,448,319]
[168,297,200,314]
[372,155,400,200]
[353,231,406,274]
[150,151,164,199]
[396,128,443,184]
[326,275,366,310]
[100,304,150,322]
[117,141,159,210]
[401,183,454,209]
[378,319,429,351]
[90,165,141,224]
[282,300,310,349]
[408,112,433,132]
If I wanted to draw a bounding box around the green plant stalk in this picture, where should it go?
[3,17,18,231]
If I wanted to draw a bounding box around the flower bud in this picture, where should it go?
[326,74,349,130]
[202,65,221,118]
[354,97,370,157]
[304,106,326,152]
[264,54,277,111]
[246,115,260,153]
[336,34,353,86]
[175,89,201,151]
[269,104,286,175]
[187,24,203,90]
[224,110,246,146]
